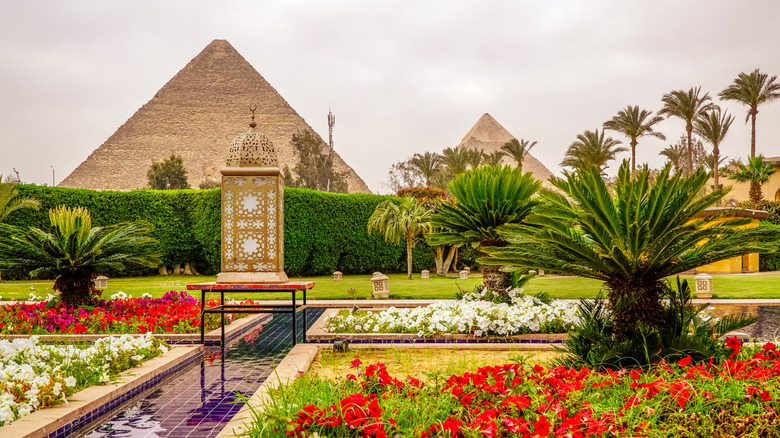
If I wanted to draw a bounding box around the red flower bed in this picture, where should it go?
[274,338,780,437]
[0,291,252,335]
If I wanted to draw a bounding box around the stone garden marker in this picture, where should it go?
[421,270,430,279]
[694,273,713,299]
[459,270,468,279]
[217,108,288,284]
[371,272,389,299]
[95,276,108,289]
[333,271,342,281]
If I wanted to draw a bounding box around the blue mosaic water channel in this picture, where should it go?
[75,308,325,438]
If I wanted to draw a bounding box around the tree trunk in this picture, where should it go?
[183,262,193,276]
[751,110,757,158]
[406,236,413,280]
[451,248,459,273]
[630,139,638,173]
[55,270,95,308]
[606,278,664,340]
[686,126,694,176]
[442,246,457,275]
[713,146,720,205]
[158,265,169,276]
[481,263,509,295]
[434,246,444,276]
[750,182,763,204]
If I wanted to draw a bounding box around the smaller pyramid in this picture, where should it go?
[456,113,554,184]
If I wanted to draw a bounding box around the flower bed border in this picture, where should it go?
[0,344,203,438]
[307,309,567,346]
[0,313,272,346]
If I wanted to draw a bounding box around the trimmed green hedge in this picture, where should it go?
[6,185,434,278]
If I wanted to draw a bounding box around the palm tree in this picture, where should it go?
[603,106,666,173]
[0,206,160,307]
[0,182,39,222]
[560,129,626,174]
[660,143,686,173]
[482,162,780,338]
[367,197,431,280]
[410,152,442,187]
[465,149,483,170]
[481,150,506,167]
[719,69,780,158]
[440,147,470,176]
[501,139,537,168]
[703,153,728,176]
[726,156,778,204]
[659,87,716,175]
[693,108,734,193]
[428,165,541,295]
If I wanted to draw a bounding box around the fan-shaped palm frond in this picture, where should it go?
[659,87,716,175]
[603,106,666,172]
[367,196,432,280]
[560,129,626,174]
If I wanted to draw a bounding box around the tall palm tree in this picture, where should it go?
[0,206,160,307]
[465,149,483,169]
[693,108,734,193]
[560,129,626,174]
[367,196,431,280]
[501,138,537,168]
[659,87,716,175]
[0,182,39,222]
[719,69,780,158]
[660,143,686,173]
[410,152,442,187]
[603,106,666,173]
[481,150,506,167]
[726,156,778,204]
[440,147,470,176]
[428,165,541,295]
[482,162,780,338]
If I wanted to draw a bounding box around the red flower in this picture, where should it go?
[351,358,363,368]
[677,356,692,367]
[532,415,551,437]
[726,336,742,359]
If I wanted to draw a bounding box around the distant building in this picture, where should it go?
[60,40,370,193]
[717,156,780,203]
[455,113,554,187]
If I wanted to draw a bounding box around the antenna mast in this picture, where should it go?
[326,109,335,192]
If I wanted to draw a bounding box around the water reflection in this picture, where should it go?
[82,400,166,438]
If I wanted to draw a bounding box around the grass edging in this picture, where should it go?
[0,344,203,438]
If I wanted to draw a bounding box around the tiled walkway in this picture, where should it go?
[78,308,325,438]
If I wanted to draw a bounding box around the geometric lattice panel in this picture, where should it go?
[221,175,283,272]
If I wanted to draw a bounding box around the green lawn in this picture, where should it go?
[1,271,779,302]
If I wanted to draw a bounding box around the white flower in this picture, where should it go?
[141,293,153,299]
[64,376,77,387]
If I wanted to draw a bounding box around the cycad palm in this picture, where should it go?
[0,183,40,222]
[501,139,537,168]
[410,152,442,187]
[0,206,160,307]
[727,156,778,204]
[603,106,666,173]
[694,108,734,193]
[560,129,626,174]
[719,69,780,158]
[659,87,716,175]
[428,165,541,293]
[482,162,780,337]
[367,197,431,280]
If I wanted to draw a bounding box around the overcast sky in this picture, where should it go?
[2,0,780,193]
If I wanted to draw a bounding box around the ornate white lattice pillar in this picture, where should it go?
[217,112,288,283]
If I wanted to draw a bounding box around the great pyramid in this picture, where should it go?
[456,113,554,185]
[60,39,371,193]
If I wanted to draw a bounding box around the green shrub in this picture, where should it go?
[6,185,435,279]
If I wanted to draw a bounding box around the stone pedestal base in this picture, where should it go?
[217,271,289,284]
[373,291,389,299]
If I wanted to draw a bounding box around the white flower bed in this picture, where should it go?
[0,333,168,426]
[326,288,579,337]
